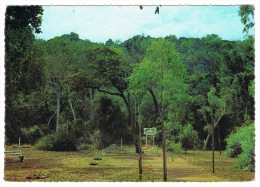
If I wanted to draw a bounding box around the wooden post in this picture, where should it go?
[153,135,154,146]
[18,137,20,147]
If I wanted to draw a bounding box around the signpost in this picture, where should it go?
[144,128,157,148]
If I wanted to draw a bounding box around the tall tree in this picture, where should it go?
[5,6,44,143]
[129,38,188,181]
[68,46,136,140]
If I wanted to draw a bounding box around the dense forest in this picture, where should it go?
[5,6,255,173]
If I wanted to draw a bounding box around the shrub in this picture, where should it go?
[21,124,50,145]
[35,134,55,151]
[179,124,199,153]
[236,140,255,172]
[36,129,77,151]
[225,123,255,171]
[166,139,182,154]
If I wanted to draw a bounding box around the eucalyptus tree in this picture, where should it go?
[129,38,189,181]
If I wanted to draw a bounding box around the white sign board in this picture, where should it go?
[144,128,157,135]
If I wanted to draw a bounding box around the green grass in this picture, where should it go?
[4,146,254,182]
[179,150,254,181]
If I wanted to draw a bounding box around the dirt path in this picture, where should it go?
[142,155,227,182]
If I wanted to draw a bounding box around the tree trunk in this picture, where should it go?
[137,99,143,181]
[162,119,167,181]
[47,113,55,128]
[68,97,76,122]
[218,124,221,155]
[212,123,215,173]
[203,130,212,150]
[147,88,159,114]
[202,114,225,150]
[122,93,135,142]
[89,88,93,120]
[56,91,60,132]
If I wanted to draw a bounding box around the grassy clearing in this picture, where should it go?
[4,145,254,182]
[179,150,255,181]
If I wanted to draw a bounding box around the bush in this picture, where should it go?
[166,139,182,154]
[225,123,255,171]
[89,129,102,148]
[36,129,77,151]
[21,124,50,145]
[179,124,198,153]
[236,137,255,172]
[35,134,55,151]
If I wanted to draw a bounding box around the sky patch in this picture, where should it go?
[36,5,253,43]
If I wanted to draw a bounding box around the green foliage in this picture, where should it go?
[179,124,199,152]
[239,5,254,33]
[89,129,102,148]
[36,128,77,151]
[166,140,182,154]
[93,96,128,149]
[225,124,255,171]
[129,38,188,105]
[236,137,255,172]
[248,80,254,97]
[21,125,50,145]
[123,35,154,63]
[5,6,43,33]
[5,6,46,144]
[35,134,55,151]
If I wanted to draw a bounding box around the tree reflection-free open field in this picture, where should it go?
[4,145,254,182]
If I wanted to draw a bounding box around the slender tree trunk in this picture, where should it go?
[47,113,55,128]
[56,91,60,132]
[218,124,221,155]
[203,130,212,150]
[212,123,215,173]
[122,93,135,142]
[137,99,143,181]
[89,88,93,120]
[162,114,167,181]
[147,88,159,114]
[160,63,167,182]
[68,97,76,122]
[202,114,225,150]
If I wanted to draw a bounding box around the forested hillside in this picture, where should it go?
[5,6,254,154]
